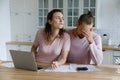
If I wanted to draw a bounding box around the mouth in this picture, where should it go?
[59,22,63,25]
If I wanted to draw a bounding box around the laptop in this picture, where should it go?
[10,50,48,71]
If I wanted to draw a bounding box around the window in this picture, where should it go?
[83,0,96,27]
[67,0,79,27]
[38,0,49,26]
[53,0,63,11]
[38,0,96,28]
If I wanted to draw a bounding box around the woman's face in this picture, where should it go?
[77,22,93,38]
[49,12,64,29]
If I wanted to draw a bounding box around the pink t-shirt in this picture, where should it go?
[67,29,103,64]
[33,29,70,63]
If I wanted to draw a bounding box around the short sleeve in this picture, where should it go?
[33,29,41,47]
[62,33,70,52]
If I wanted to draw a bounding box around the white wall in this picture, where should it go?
[10,0,38,42]
[0,0,11,60]
[0,0,38,61]
[96,0,120,46]
[100,0,120,29]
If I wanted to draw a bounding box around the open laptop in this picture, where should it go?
[10,50,48,71]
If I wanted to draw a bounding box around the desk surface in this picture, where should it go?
[0,63,120,80]
[102,44,120,51]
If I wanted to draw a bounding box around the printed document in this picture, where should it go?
[45,64,100,72]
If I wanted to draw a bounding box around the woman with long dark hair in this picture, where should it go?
[31,9,70,68]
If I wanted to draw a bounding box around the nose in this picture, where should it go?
[59,18,63,22]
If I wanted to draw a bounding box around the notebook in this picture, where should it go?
[10,50,47,71]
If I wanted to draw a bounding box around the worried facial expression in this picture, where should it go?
[77,22,93,39]
[49,12,64,29]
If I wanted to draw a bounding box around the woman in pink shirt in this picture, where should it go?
[31,9,70,68]
[67,11,103,65]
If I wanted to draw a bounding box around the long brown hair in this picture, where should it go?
[44,9,65,42]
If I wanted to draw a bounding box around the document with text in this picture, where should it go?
[45,64,100,72]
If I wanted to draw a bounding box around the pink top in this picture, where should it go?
[67,29,103,64]
[33,29,70,63]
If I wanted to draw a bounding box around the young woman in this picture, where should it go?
[31,9,70,68]
[67,11,103,65]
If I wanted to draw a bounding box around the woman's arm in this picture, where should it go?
[90,35,103,65]
[31,45,38,55]
[51,50,69,68]
[31,29,40,55]
[51,33,70,68]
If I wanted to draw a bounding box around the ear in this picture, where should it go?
[48,20,52,25]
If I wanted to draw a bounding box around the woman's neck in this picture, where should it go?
[51,28,59,38]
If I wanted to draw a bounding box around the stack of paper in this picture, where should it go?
[45,64,100,72]
[45,65,76,72]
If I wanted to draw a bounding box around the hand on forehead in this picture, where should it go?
[79,23,92,31]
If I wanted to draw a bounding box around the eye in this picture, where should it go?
[55,17,64,20]
[55,17,59,19]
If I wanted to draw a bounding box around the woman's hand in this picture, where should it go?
[82,30,93,44]
[81,28,93,44]
[51,51,69,69]
[51,61,59,69]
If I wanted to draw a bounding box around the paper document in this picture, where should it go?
[1,62,14,68]
[45,64,100,72]
[45,65,76,72]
